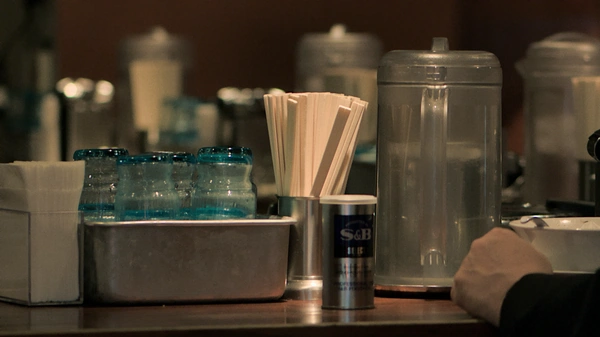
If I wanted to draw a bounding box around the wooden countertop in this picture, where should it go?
[0,296,497,337]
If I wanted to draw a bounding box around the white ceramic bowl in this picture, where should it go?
[509,217,600,273]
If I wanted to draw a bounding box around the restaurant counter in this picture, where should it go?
[0,296,497,336]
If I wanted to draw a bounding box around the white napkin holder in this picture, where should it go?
[0,161,84,306]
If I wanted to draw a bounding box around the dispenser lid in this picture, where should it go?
[119,26,192,67]
[296,24,383,72]
[516,32,600,77]
[377,37,502,85]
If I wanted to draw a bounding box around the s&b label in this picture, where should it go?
[334,214,373,258]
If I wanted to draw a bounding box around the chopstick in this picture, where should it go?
[310,105,351,197]
[263,92,368,197]
[332,100,367,194]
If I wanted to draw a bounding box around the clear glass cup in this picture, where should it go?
[192,146,257,220]
[73,147,129,221]
[114,152,180,221]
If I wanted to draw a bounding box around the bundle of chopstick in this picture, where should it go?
[263,92,368,197]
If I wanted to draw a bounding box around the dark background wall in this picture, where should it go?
[4,0,600,155]
[55,0,463,96]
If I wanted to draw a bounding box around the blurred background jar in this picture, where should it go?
[116,26,193,154]
[171,151,196,219]
[295,24,382,156]
[114,152,180,221]
[193,146,257,220]
[295,24,383,196]
[57,78,117,160]
[73,147,128,221]
[516,32,600,205]
[156,96,209,154]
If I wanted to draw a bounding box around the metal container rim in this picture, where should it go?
[84,216,296,227]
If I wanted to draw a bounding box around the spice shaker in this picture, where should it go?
[321,194,376,309]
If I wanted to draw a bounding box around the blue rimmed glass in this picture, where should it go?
[114,152,180,221]
[192,146,257,220]
[73,147,129,221]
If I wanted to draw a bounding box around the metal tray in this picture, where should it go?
[83,217,294,304]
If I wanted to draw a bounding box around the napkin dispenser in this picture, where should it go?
[0,161,84,306]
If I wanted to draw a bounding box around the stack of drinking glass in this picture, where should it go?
[74,146,257,221]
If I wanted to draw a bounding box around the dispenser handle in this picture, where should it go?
[419,85,448,280]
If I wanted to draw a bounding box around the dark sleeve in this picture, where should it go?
[499,269,600,337]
